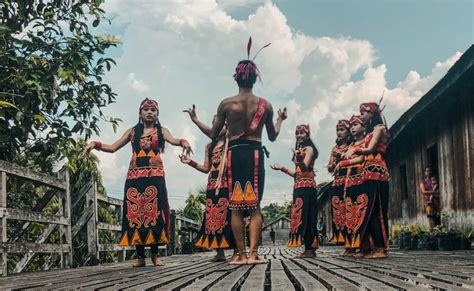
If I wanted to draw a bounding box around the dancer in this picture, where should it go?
[209,37,287,265]
[327,119,351,249]
[334,115,367,257]
[343,101,390,259]
[82,98,192,267]
[180,115,236,262]
[271,124,319,258]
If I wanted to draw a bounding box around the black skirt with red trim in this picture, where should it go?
[287,187,319,249]
[226,140,265,210]
[194,186,236,250]
[118,175,170,246]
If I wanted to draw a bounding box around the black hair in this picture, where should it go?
[133,119,165,153]
[234,60,257,88]
[366,113,384,133]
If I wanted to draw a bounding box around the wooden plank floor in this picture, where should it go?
[1,246,473,290]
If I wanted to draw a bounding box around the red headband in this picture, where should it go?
[234,36,271,81]
[336,119,350,129]
[349,115,364,126]
[359,102,380,115]
[140,97,159,111]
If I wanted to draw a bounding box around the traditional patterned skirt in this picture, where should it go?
[330,168,348,244]
[287,187,319,249]
[118,176,170,246]
[195,187,236,249]
[343,176,389,251]
[227,140,265,210]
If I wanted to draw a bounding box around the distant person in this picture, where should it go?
[270,227,276,246]
[420,166,440,228]
[317,217,326,245]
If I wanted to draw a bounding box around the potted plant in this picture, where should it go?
[398,225,411,250]
[456,228,473,250]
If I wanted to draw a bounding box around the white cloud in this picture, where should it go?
[92,0,461,209]
[127,73,150,94]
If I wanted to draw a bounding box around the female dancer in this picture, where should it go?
[327,119,351,248]
[271,124,319,258]
[334,115,367,257]
[83,97,192,267]
[180,113,236,262]
[342,102,390,259]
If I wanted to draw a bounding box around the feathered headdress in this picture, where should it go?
[234,36,271,81]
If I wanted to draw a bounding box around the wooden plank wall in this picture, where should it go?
[387,83,473,229]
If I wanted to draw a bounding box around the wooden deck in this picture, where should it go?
[1,246,473,290]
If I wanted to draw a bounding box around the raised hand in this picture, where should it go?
[80,142,96,158]
[183,104,197,121]
[179,154,191,164]
[277,107,288,121]
[270,164,282,171]
[180,140,193,157]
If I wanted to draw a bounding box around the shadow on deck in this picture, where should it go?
[1,246,473,290]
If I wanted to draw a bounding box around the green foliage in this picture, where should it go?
[261,201,291,223]
[182,192,204,222]
[0,0,120,170]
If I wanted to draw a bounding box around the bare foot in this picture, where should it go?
[342,249,356,257]
[227,251,239,263]
[229,252,248,265]
[132,258,146,267]
[296,250,316,258]
[352,250,371,258]
[151,255,165,266]
[247,249,268,265]
[365,249,387,259]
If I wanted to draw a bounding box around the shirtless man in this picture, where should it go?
[209,49,287,264]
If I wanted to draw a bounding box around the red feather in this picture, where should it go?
[252,42,272,60]
[247,36,252,59]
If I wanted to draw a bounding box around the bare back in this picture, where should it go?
[222,92,274,141]
[210,89,281,142]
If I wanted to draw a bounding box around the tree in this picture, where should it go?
[182,192,204,222]
[0,0,120,171]
[261,201,291,223]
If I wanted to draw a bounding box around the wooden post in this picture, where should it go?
[62,169,73,267]
[0,171,7,276]
[86,176,98,260]
[117,203,125,262]
[170,210,176,255]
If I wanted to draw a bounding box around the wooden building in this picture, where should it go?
[386,45,473,229]
[261,216,290,246]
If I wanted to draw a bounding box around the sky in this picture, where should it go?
[90,0,473,209]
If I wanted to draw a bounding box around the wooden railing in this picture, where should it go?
[0,161,72,276]
[0,160,200,276]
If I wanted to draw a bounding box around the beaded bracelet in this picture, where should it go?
[281,167,290,174]
[189,160,198,167]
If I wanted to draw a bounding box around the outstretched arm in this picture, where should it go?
[265,103,287,142]
[82,128,133,156]
[180,146,210,174]
[162,127,193,156]
[183,104,212,137]
[270,164,295,178]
